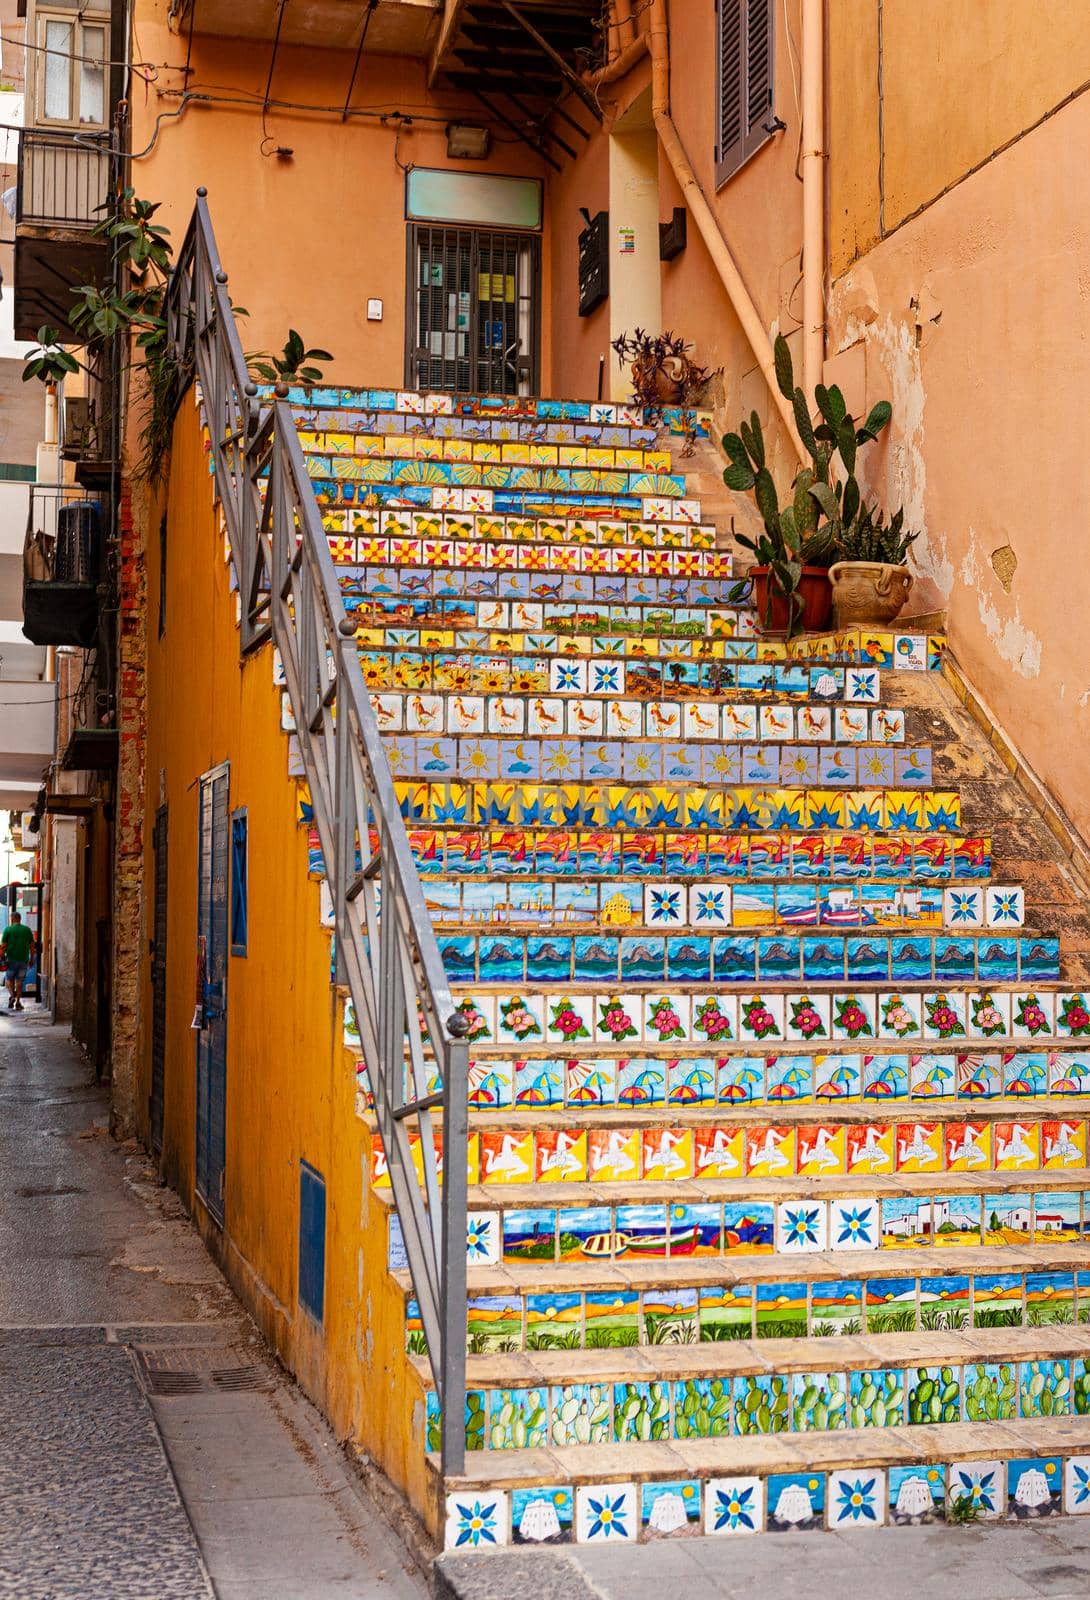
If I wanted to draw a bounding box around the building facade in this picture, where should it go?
[13,0,1090,1548]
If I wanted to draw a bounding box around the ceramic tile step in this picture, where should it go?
[420,877,1022,933]
[355,1042,1090,1120]
[445,986,1075,1042]
[416,1246,1090,1356]
[353,657,903,709]
[394,779,963,833]
[399,1198,1090,1283]
[435,1416,1090,1545]
[349,826,996,881]
[418,1327,1090,1455]
[303,436,675,473]
[375,738,933,791]
[305,454,688,501]
[287,387,657,430]
[364,1107,1090,1191]
[344,573,741,615]
[344,569,741,610]
[358,1041,1090,1118]
[328,536,732,580]
[424,928,1053,988]
[293,410,663,449]
[322,510,712,549]
[360,699,909,753]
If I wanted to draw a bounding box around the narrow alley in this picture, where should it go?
[0,1010,428,1600]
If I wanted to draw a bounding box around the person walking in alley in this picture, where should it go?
[2,911,33,1011]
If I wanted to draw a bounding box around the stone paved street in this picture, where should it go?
[0,1010,429,1599]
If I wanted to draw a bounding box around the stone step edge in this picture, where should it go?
[411,1323,1086,1390]
[370,1172,1090,1212]
[391,1237,1090,1294]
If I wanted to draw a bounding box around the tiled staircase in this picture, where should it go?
[280,386,1090,1551]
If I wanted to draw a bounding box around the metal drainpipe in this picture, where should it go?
[645,0,806,463]
[801,0,825,395]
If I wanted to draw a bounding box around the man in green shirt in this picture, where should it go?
[2,912,34,1011]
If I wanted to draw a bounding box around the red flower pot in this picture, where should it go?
[748,565,833,634]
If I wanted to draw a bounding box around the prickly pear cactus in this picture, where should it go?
[674,1377,732,1439]
[963,1363,1017,1422]
[792,1371,848,1431]
[849,1368,904,1428]
[1019,1360,1071,1418]
[732,1373,789,1435]
[906,1365,962,1425]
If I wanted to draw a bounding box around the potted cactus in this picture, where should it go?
[723,335,895,638]
[829,507,919,626]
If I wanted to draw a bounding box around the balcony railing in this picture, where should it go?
[17,130,110,228]
[22,484,103,648]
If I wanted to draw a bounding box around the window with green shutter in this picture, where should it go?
[716,0,776,188]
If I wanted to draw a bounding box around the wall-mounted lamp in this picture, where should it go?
[446,123,491,160]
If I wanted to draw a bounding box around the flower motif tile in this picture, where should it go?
[830,1197,879,1251]
[947,1461,1004,1519]
[777,1200,828,1253]
[575,1483,636,1544]
[445,1490,509,1550]
[828,1468,885,1527]
[704,1477,763,1536]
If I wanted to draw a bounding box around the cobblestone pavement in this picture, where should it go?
[0,1332,213,1598]
[0,1010,428,1599]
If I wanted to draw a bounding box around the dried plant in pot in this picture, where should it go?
[611,329,716,452]
[829,507,920,627]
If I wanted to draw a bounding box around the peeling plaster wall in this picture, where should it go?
[827,88,1090,837]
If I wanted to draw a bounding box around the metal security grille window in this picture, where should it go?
[716,0,775,187]
[408,225,540,397]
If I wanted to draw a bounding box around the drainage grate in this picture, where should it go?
[136,1351,274,1397]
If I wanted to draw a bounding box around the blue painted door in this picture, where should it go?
[196,764,229,1223]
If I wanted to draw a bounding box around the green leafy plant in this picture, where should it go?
[945,1493,979,1525]
[835,503,919,564]
[22,326,80,386]
[248,329,333,386]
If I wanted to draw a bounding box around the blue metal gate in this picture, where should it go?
[196,764,229,1223]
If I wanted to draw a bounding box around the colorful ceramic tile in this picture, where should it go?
[766,1472,824,1531]
[575,1483,637,1544]
[511,1486,573,1545]
[704,1477,763,1535]
[889,1465,944,1524]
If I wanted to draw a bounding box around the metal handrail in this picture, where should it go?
[163,189,469,1476]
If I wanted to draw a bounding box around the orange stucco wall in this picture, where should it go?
[130,1,549,390]
[825,0,1090,841]
[137,396,433,1525]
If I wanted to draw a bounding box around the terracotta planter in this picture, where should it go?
[829,560,912,627]
[749,565,833,634]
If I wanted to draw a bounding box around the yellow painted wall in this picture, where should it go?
[137,396,434,1527]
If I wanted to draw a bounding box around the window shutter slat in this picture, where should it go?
[716,0,775,188]
[718,0,743,167]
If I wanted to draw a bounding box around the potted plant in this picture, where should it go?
[612,329,717,453]
[723,334,895,638]
[828,506,919,626]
